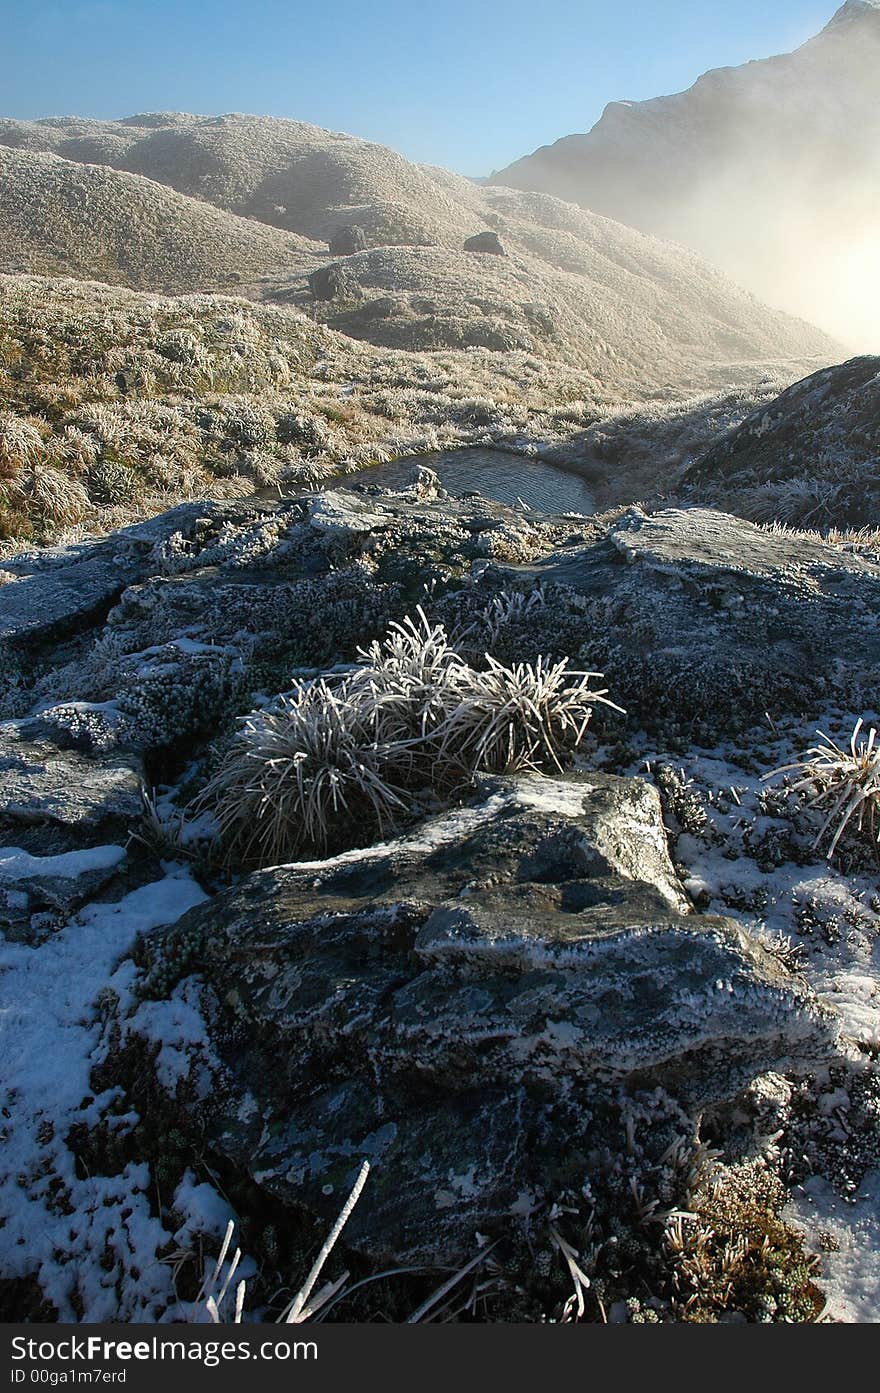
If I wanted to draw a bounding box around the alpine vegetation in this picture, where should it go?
[766,718,880,859]
[200,609,619,864]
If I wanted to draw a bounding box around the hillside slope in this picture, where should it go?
[682,355,880,527]
[293,228,835,388]
[0,147,322,292]
[490,1,880,348]
[0,117,839,388]
[0,111,483,248]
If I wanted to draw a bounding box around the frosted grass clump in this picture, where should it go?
[2,462,89,525]
[444,654,620,775]
[202,608,620,864]
[766,718,880,858]
[453,585,549,657]
[350,610,465,745]
[0,414,44,475]
[200,677,409,865]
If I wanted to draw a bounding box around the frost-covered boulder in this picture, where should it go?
[308,261,360,301]
[0,841,127,939]
[0,504,223,657]
[134,771,835,1263]
[463,230,506,256]
[0,718,142,933]
[6,488,878,754]
[328,224,368,256]
[524,505,880,738]
[0,719,143,848]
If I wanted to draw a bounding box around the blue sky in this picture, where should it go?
[2,0,840,175]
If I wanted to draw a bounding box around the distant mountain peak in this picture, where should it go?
[826,0,880,25]
[489,3,880,350]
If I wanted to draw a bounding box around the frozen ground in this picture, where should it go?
[1,706,878,1321]
[0,862,234,1320]
[788,1170,880,1322]
[612,708,880,1321]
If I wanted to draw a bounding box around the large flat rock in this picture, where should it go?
[0,720,144,849]
[519,506,880,736]
[134,771,836,1262]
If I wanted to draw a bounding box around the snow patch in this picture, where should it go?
[0,844,126,881]
[0,866,210,1320]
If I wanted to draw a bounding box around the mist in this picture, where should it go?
[492,0,880,351]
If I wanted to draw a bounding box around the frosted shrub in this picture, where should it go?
[203,609,620,865]
[70,403,128,451]
[741,477,840,527]
[219,399,275,451]
[766,718,880,858]
[453,586,548,656]
[276,411,331,454]
[60,425,101,470]
[232,450,284,488]
[155,328,212,370]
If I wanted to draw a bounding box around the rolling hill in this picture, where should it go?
[0,119,838,389]
[0,146,322,292]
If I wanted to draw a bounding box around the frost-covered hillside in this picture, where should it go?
[0,146,322,292]
[0,114,839,383]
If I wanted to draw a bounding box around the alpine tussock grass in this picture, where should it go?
[200,609,621,864]
[0,272,618,546]
[766,718,880,858]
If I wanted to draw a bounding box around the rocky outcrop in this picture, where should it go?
[328,224,368,256]
[307,261,361,301]
[0,718,142,935]
[135,771,835,1262]
[0,719,144,849]
[0,478,863,1308]
[3,488,878,752]
[0,504,227,657]
[524,505,880,738]
[463,230,506,256]
[684,356,880,528]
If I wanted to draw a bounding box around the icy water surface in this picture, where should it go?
[298,448,595,515]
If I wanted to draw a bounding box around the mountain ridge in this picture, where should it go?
[488,2,880,348]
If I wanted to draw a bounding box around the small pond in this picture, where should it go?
[287,448,596,515]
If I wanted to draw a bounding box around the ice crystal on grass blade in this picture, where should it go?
[444,654,622,776]
[766,718,880,858]
[352,607,465,744]
[197,1161,370,1324]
